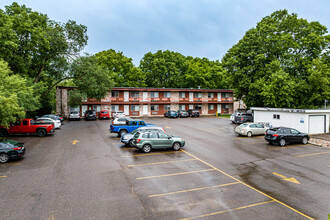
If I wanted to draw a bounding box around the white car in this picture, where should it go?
[112,111,125,118]
[234,122,268,137]
[37,117,61,129]
[112,117,131,125]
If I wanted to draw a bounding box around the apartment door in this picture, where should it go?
[124,105,129,115]
[189,92,193,102]
[124,92,129,102]
[143,105,148,115]
[143,92,148,101]
[217,104,221,113]
[217,93,221,101]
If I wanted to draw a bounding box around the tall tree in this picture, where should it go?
[140,50,187,88]
[222,10,330,108]
[95,49,146,87]
[0,59,40,126]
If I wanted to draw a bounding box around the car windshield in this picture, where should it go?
[133,132,140,138]
[71,112,78,114]
[240,124,249,127]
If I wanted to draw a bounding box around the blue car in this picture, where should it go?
[164,110,178,118]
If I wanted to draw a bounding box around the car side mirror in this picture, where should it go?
[168,136,172,139]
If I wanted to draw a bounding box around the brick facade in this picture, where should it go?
[56,87,234,118]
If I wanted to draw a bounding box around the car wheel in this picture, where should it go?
[0,129,8,137]
[302,137,308,145]
[129,139,134,147]
[119,130,127,137]
[247,131,252,137]
[173,142,181,151]
[142,144,151,153]
[279,139,286,147]
[37,129,46,137]
[0,153,9,163]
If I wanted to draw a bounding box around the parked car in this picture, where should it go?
[0,119,55,137]
[121,126,166,147]
[84,110,97,120]
[110,119,154,137]
[42,114,64,123]
[230,112,237,123]
[178,110,189,118]
[112,111,125,119]
[68,111,80,121]
[37,117,61,129]
[164,110,179,118]
[99,110,111,119]
[132,131,185,153]
[264,127,310,146]
[0,139,25,163]
[235,122,268,137]
[187,109,200,117]
[232,112,253,124]
[112,117,130,125]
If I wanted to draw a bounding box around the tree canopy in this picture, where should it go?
[222,10,330,108]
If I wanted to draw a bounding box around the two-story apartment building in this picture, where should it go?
[56,87,234,118]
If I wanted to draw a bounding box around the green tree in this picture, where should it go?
[222,10,330,108]
[0,59,40,126]
[184,57,228,89]
[70,55,113,100]
[140,50,187,88]
[95,49,146,87]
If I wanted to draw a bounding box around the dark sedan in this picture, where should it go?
[265,127,309,146]
[164,110,178,118]
[0,139,25,163]
[187,109,200,117]
[42,114,64,123]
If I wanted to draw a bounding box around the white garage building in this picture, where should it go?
[251,107,330,134]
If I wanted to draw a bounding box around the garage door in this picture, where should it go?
[309,115,325,134]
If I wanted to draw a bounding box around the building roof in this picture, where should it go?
[251,107,330,113]
[57,86,233,93]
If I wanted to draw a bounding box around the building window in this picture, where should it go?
[179,105,185,111]
[151,105,159,111]
[130,92,139,98]
[131,105,139,111]
[164,92,171,98]
[195,105,202,110]
[111,91,119,98]
[194,92,202,98]
[273,114,280,119]
[93,105,101,112]
[111,105,119,111]
[164,105,171,111]
[224,104,229,109]
[179,92,185,98]
[223,93,230,98]
[150,92,159,98]
[208,104,214,110]
[208,93,214,98]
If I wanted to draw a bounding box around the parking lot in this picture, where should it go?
[0,117,329,219]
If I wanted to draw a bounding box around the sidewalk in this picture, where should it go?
[309,133,330,148]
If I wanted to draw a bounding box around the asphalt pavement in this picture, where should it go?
[0,117,329,220]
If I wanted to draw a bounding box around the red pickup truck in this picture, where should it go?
[0,119,55,137]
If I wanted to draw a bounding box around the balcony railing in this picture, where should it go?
[221,97,233,102]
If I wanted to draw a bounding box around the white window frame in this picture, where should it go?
[151,105,159,111]
[130,92,139,98]
[111,91,119,97]
[111,105,119,111]
[179,105,185,111]
[179,92,185,98]
[208,104,214,110]
[164,105,171,111]
[164,92,171,98]
[131,105,140,111]
[150,92,159,98]
[208,93,214,98]
[194,92,202,98]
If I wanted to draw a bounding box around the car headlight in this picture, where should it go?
[124,136,129,140]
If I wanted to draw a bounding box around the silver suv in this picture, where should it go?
[68,111,80,121]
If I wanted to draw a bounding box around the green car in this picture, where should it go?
[132,131,185,153]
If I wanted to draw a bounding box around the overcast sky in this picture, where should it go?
[1,0,330,65]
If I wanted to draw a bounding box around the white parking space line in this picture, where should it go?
[136,169,216,180]
[128,159,197,167]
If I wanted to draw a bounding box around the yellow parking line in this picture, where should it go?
[294,151,330,158]
[7,163,21,165]
[0,176,7,178]
[121,151,179,157]
[149,182,240,198]
[269,145,307,150]
[128,159,197,167]
[136,169,215,180]
[180,200,275,220]
[180,149,313,220]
